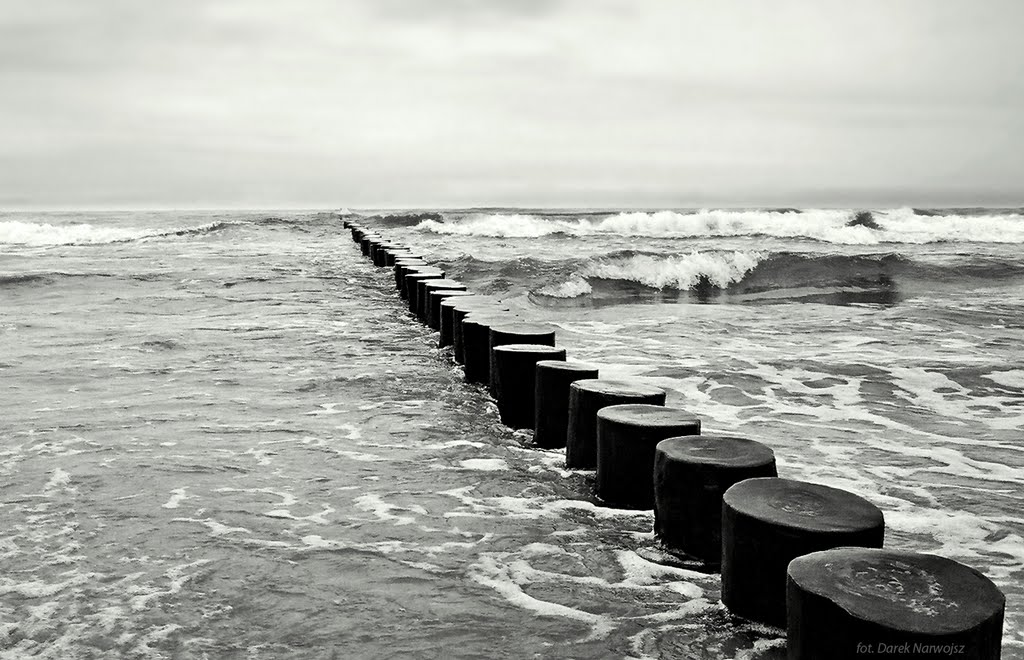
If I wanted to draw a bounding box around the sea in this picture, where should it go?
[1,207,1022,659]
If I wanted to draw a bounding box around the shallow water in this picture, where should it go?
[1,209,1022,658]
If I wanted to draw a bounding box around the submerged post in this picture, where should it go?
[533,361,599,449]
[492,344,567,430]
[653,435,777,568]
[487,323,556,397]
[594,404,700,509]
[565,379,666,469]
[721,477,885,628]
[787,547,1005,660]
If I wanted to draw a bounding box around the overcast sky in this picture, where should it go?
[2,1,1022,209]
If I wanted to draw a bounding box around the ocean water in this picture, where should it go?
[1,207,1022,659]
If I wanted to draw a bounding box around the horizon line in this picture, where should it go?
[3,202,1023,214]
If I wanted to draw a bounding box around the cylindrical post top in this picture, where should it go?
[441,294,491,310]
[789,547,1005,635]
[493,344,565,356]
[455,304,512,319]
[450,295,504,310]
[657,435,776,467]
[570,379,665,399]
[438,291,476,303]
[536,360,598,374]
[394,257,427,265]
[423,279,466,291]
[465,312,520,326]
[489,322,554,337]
[596,403,699,429]
[723,477,884,533]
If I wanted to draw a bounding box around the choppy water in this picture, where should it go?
[1,208,1022,659]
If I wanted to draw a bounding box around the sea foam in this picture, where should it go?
[586,251,762,289]
[536,251,763,297]
[416,209,1024,244]
[537,276,594,298]
[0,219,229,246]
[417,214,560,238]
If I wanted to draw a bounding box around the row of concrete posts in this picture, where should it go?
[345,219,1005,659]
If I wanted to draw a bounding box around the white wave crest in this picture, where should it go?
[0,220,225,246]
[417,214,564,238]
[537,276,593,298]
[534,251,763,297]
[416,209,1024,244]
[586,251,762,289]
[596,209,877,242]
[874,207,1024,244]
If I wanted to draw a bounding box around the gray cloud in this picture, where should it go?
[370,0,565,21]
[0,0,1022,208]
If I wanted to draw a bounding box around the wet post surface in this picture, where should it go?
[451,300,510,365]
[487,323,556,397]
[533,361,600,450]
[492,344,567,430]
[594,404,701,509]
[653,435,777,568]
[565,380,666,469]
[419,280,467,324]
[405,270,445,313]
[394,259,429,292]
[721,477,885,628]
[439,295,490,348]
[788,548,1005,660]
[462,315,504,386]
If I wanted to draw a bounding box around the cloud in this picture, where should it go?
[370,0,566,22]
[0,0,1022,208]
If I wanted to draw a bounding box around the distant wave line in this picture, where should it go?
[413,208,1024,244]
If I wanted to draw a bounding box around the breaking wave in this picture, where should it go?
[536,251,762,298]
[417,208,1024,244]
[370,212,444,227]
[417,214,559,238]
[0,219,235,247]
[537,276,594,298]
[533,251,1024,298]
